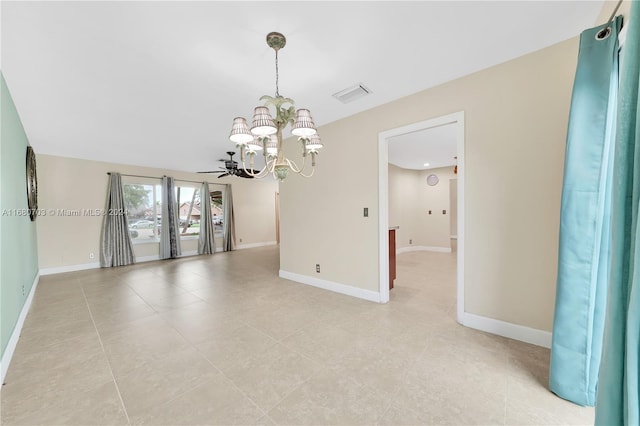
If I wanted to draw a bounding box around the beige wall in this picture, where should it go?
[36,154,278,269]
[388,164,456,250]
[280,35,580,331]
[388,164,417,249]
[416,167,457,249]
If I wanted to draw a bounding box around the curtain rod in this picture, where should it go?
[106,172,226,186]
[606,0,623,25]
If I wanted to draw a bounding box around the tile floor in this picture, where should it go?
[1,247,594,425]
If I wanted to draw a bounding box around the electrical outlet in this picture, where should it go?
[316,264,320,273]
[239,238,243,243]
[442,209,446,214]
[21,284,25,296]
[409,239,412,244]
[89,252,95,260]
[363,207,369,217]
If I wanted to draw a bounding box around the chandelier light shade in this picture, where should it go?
[305,133,323,151]
[247,136,264,152]
[229,117,254,144]
[265,136,278,157]
[228,32,322,180]
[250,107,277,136]
[291,109,317,137]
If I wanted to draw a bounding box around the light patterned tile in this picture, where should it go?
[268,369,391,425]
[378,404,431,426]
[116,346,220,417]
[2,381,128,426]
[326,333,424,395]
[280,323,358,364]
[195,325,277,372]
[392,341,507,425]
[1,337,114,424]
[139,290,204,312]
[17,316,97,349]
[224,343,321,411]
[129,375,264,425]
[1,247,595,426]
[160,303,247,344]
[505,375,594,425]
[102,322,191,378]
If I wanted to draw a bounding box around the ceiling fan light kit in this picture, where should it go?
[228,32,323,181]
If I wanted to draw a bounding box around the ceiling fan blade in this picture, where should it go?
[237,169,256,179]
[217,173,230,178]
[197,170,226,174]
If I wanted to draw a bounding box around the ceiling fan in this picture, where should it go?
[198,151,258,179]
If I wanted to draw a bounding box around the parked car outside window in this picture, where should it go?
[130,219,153,229]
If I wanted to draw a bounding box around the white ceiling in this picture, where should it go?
[1,1,603,173]
[388,124,457,171]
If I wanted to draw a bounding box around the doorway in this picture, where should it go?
[378,111,465,323]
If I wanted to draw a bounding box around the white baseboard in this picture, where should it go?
[136,254,160,263]
[1,273,40,383]
[39,262,101,276]
[236,241,277,250]
[40,250,212,275]
[279,270,382,303]
[40,257,158,275]
[277,269,551,348]
[397,245,452,254]
[39,240,278,276]
[460,312,552,348]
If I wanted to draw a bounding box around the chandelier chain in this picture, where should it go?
[275,49,280,97]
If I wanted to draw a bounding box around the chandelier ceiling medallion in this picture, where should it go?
[228,32,323,181]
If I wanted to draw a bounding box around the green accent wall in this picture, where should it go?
[1,73,39,358]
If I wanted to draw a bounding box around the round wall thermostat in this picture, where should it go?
[426,174,439,186]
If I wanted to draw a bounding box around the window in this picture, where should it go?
[176,185,200,239]
[123,180,223,244]
[124,183,162,243]
[175,186,225,240]
[210,190,223,234]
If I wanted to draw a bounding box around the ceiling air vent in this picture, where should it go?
[332,83,372,104]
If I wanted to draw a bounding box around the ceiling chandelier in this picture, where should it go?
[228,32,323,181]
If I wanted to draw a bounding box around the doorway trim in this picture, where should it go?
[378,111,465,323]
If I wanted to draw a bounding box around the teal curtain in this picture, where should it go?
[549,16,622,407]
[596,2,640,424]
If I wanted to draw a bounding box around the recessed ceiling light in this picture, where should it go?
[423,163,430,167]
